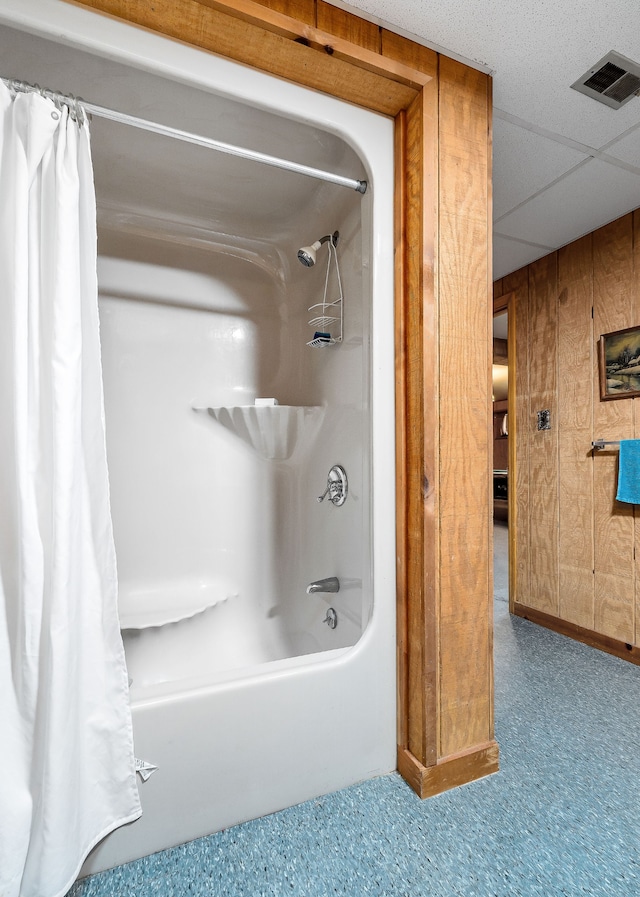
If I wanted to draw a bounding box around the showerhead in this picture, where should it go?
[297,231,339,267]
[297,241,322,267]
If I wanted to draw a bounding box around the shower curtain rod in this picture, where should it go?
[2,77,368,194]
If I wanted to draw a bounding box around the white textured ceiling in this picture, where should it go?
[329,0,640,279]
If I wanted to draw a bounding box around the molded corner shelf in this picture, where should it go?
[193,404,324,460]
[119,581,236,630]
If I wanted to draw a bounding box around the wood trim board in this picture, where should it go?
[513,602,640,665]
[398,743,499,799]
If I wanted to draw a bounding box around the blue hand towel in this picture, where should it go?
[616,439,640,503]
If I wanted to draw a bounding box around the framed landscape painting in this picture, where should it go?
[599,325,640,400]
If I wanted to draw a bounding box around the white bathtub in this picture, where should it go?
[0,0,397,876]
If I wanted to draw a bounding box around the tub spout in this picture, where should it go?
[306,576,340,594]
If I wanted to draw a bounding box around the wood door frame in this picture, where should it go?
[68,0,498,796]
[494,290,517,610]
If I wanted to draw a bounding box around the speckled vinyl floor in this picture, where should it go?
[68,525,640,896]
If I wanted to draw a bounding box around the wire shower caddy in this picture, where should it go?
[307,233,343,347]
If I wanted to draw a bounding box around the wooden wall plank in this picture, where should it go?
[405,100,427,762]
[592,216,634,643]
[595,573,635,642]
[395,109,409,756]
[557,236,594,629]
[559,569,595,630]
[419,73,441,767]
[380,30,438,77]
[527,254,559,615]
[438,520,491,754]
[252,0,315,22]
[317,1,380,52]
[437,55,492,757]
[403,87,439,767]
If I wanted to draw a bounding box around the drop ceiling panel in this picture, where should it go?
[603,126,640,169]
[331,1,640,148]
[493,117,588,219]
[495,75,640,151]
[493,234,552,280]
[495,158,640,249]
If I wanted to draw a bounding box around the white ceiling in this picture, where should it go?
[328,0,640,280]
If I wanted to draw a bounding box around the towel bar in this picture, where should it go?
[592,440,620,451]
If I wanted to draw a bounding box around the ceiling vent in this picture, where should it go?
[571,51,640,108]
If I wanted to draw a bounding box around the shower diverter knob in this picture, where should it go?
[317,465,348,506]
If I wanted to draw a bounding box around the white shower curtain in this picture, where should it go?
[0,83,141,897]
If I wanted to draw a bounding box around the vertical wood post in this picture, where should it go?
[397,58,499,797]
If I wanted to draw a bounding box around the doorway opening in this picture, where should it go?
[493,296,512,618]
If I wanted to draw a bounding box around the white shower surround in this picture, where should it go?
[0,0,397,876]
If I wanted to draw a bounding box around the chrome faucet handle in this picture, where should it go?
[316,465,348,506]
[323,608,338,629]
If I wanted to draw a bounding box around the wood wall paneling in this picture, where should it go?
[557,236,594,629]
[380,29,438,77]
[594,573,635,642]
[437,56,493,758]
[415,72,440,769]
[505,208,640,657]
[394,109,409,757]
[527,255,559,616]
[316,1,380,52]
[69,0,497,797]
[251,0,315,22]
[592,216,634,644]
[402,87,439,768]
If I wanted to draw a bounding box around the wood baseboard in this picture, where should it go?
[397,742,499,799]
[512,602,640,666]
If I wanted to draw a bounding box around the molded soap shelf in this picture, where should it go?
[193,404,324,461]
[119,581,237,629]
